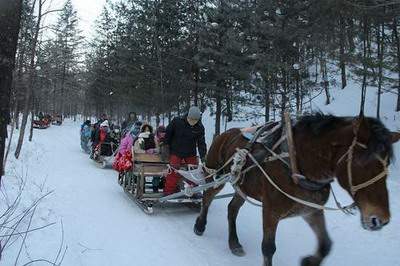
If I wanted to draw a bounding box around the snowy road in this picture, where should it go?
[2,120,400,266]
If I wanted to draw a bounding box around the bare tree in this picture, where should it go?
[14,0,43,159]
[14,0,61,159]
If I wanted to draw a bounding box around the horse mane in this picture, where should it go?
[295,112,394,161]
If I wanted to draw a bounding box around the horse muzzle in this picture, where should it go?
[362,215,389,231]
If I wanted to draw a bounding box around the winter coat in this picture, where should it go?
[118,134,134,155]
[132,132,156,154]
[165,116,206,159]
[99,127,108,142]
[91,119,105,143]
[98,127,116,156]
[81,125,91,139]
[80,125,92,153]
[121,118,136,135]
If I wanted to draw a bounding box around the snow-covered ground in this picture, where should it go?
[1,84,399,266]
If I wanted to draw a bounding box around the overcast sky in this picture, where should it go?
[46,0,107,38]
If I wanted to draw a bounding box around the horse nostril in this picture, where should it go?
[370,216,382,229]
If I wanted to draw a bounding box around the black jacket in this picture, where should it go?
[165,116,207,159]
[91,119,105,144]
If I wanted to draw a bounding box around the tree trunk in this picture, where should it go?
[393,17,400,112]
[321,54,330,105]
[15,0,43,159]
[300,81,305,113]
[193,66,199,106]
[3,117,15,172]
[360,17,368,115]
[0,0,23,176]
[264,80,271,123]
[314,56,318,83]
[376,21,384,118]
[225,84,232,123]
[295,71,300,115]
[214,86,222,138]
[29,110,34,142]
[280,69,288,119]
[14,101,19,130]
[339,14,347,89]
[347,18,356,52]
[60,62,66,116]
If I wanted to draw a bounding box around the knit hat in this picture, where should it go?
[187,106,201,120]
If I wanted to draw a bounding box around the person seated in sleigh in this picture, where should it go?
[155,125,169,161]
[132,124,170,192]
[90,114,108,157]
[113,121,142,182]
[93,120,118,159]
[132,123,157,154]
[80,120,92,153]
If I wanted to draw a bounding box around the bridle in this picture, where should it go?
[336,122,389,197]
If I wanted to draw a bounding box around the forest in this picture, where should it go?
[1,0,400,164]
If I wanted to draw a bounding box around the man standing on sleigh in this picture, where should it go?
[163,106,207,195]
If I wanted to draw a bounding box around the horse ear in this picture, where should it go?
[391,132,400,143]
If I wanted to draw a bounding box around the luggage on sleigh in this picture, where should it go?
[119,153,205,214]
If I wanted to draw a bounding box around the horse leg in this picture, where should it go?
[262,207,279,266]
[228,193,246,256]
[301,211,332,266]
[194,185,224,236]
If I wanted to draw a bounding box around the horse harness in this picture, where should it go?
[205,117,390,213]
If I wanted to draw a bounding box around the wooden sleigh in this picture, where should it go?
[118,151,237,214]
[119,153,206,214]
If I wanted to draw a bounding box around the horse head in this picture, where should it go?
[333,116,399,231]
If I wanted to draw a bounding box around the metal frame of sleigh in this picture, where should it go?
[118,153,235,214]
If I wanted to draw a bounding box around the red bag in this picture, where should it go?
[113,150,133,172]
[112,153,122,171]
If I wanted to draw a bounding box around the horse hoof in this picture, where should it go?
[231,246,246,257]
[193,224,204,236]
[301,256,320,266]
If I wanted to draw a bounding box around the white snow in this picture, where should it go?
[1,83,400,266]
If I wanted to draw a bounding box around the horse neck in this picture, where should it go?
[294,132,338,182]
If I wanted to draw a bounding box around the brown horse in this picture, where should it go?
[194,113,400,266]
